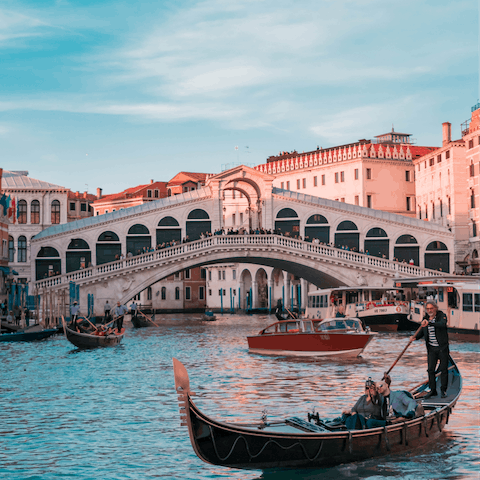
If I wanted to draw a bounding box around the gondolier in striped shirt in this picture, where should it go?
[414,300,449,399]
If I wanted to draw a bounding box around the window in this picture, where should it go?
[446,150,450,159]
[297,179,300,189]
[185,287,191,300]
[218,270,222,280]
[313,176,317,186]
[405,171,410,182]
[147,190,152,198]
[232,270,236,280]
[302,178,306,188]
[340,171,345,182]
[440,199,443,217]
[463,293,473,312]
[208,289,212,296]
[354,195,359,205]
[232,213,235,225]
[418,205,422,219]
[437,154,442,163]
[281,182,284,189]
[406,197,411,211]
[17,236,27,262]
[174,272,180,280]
[147,287,152,300]
[18,200,27,224]
[335,172,339,183]
[80,203,87,212]
[199,286,205,300]
[201,269,206,279]
[470,163,475,177]
[51,200,60,224]
[154,189,159,198]
[69,202,76,211]
[367,195,372,208]
[473,221,477,237]
[175,287,180,300]
[8,236,14,262]
[185,269,191,279]
[31,200,40,224]
[222,270,226,280]
[429,158,434,166]
[208,270,212,281]
[286,181,290,190]
[341,198,345,202]
[321,175,325,185]
[471,190,475,209]
[366,168,371,180]
[468,139,474,149]
[354,169,359,180]
[432,202,435,219]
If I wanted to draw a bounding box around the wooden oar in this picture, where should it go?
[285,307,297,319]
[104,315,122,328]
[79,316,99,331]
[138,309,160,327]
[385,323,424,376]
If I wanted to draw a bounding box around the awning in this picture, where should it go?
[0,267,19,275]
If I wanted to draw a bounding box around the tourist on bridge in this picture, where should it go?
[104,300,112,324]
[114,301,128,332]
[129,301,138,320]
[413,300,449,399]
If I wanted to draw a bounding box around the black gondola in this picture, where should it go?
[62,319,125,348]
[131,315,152,328]
[173,357,462,471]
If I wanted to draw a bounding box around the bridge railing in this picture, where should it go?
[34,234,442,290]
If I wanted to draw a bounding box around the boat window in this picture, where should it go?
[475,294,480,313]
[346,291,359,304]
[286,322,299,332]
[447,288,459,309]
[438,288,444,303]
[344,319,359,330]
[303,321,313,332]
[313,320,326,331]
[308,296,313,308]
[334,320,346,329]
[278,323,287,333]
[462,293,473,312]
[371,291,383,301]
[263,325,276,334]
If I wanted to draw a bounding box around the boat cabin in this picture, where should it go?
[260,317,365,335]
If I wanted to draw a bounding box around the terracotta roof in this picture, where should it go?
[92,181,168,204]
[167,172,209,186]
[68,191,97,201]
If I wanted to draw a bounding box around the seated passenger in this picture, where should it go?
[342,378,385,429]
[377,374,421,421]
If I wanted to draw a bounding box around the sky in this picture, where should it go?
[1,0,479,195]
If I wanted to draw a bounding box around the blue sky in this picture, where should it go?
[1,0,478,194]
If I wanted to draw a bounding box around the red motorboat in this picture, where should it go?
[247,317,376,357]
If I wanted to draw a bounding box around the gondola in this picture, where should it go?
[131,315,152,328]
[62,319,125,348]
[173,356,462,471]
[0,325,58,342]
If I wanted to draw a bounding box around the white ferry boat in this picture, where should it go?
[394,276,480,342]
[306,286,414,332]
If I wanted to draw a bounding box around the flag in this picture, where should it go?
[7,197,15,223]
[0,194,6,216]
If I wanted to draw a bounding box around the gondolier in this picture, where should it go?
[129,301,137,320]
[70,301,80,330]
[114,301,128,331]
[104,300,112,324]
[413,300,449,399]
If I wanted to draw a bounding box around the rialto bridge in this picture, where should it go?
[31,166,454,314]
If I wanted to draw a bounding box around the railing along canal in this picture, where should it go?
[34,235,442,290]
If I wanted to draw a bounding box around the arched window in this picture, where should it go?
[366,228,387,237]
[98,231,120,242]
[158,216,180,226]
[18,200,27,224]
[365,228,389,258]
[396,235,418,244]
[161,287,166,300]
[275,208,299,236]
[31,200,40,224]
[426,241,448,251]
[276,208,298,218]
[68,239,90,249]
[337,220,358,231]
[51,200,60,224]
[66,239,91,272]
[305,214,329,243]
[187,209,209,220]
[394,235,419,266]
[35,246,61,280]
[18,236,27,262]
[335,221,359,251]
[425,241,450,272]
[157,217,181,245]
[128,224,150,235]
[147,287,152,301]
[8,235,14,262]
[186,209,211,240]
[127,224,151,255]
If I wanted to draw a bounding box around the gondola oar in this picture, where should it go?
[385,323,424,375]
[284,307,297,319]
[79,316,99,331]
[138,309,160,327]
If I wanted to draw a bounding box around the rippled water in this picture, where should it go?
[0,314,478,480]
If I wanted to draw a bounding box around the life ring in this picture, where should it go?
[396,306,401,313]
[367,302,374,310]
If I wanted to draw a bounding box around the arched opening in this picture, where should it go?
[255,268,268,309]
[240,269,252,310]
[66,238,91,272]
[275,208,299,237]
[425,241,450,273]
[305,214,329,243]
[18,200,27,224]
[364,227,389,258]
[51,200,60,224]
[18,236,27,263]
[335,220,359,251]
[36,247,61,280]
[156,216,181,246]
[8,236,14,262]
[394,234,419,265]
[127,224,151,255]
[186,209,211,241]
[96,231,121,265]
[31,200,40,224]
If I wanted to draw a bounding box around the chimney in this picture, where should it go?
[97,187,102,199]
[442,122,451,146]
[83,191,87,198]
[150,179,154,184]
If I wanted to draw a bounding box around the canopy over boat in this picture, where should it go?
[173,357,461,471]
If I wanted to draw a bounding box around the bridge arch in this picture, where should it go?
[305,214,330,244]
[335,220,359,251]
[66,238,91,273]
[156,216,181,246]
[127,223,151,255]
[275,207,299,236]
[36,246,61,280]
[424,240,450,273]
[96,230,121,265]
[394,234,419,265]
[364,227,389,259]
[186,209,211,240]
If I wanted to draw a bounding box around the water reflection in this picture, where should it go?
[0,313,478,480]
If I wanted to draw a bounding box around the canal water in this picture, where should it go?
[0,314,478,480]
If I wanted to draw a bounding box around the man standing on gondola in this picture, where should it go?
[104,300,112,325]
[129,300,138,321]
[413,300,449,399]
[70,301,80,331]
[114,301,127,332]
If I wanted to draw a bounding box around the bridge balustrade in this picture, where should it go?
[34,234,442,291]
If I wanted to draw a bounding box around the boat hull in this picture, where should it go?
[63,323,125,348]
[131,316,151,328]
[247,332,374,357]
[173,357,461,471]
[0,328,58,342]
